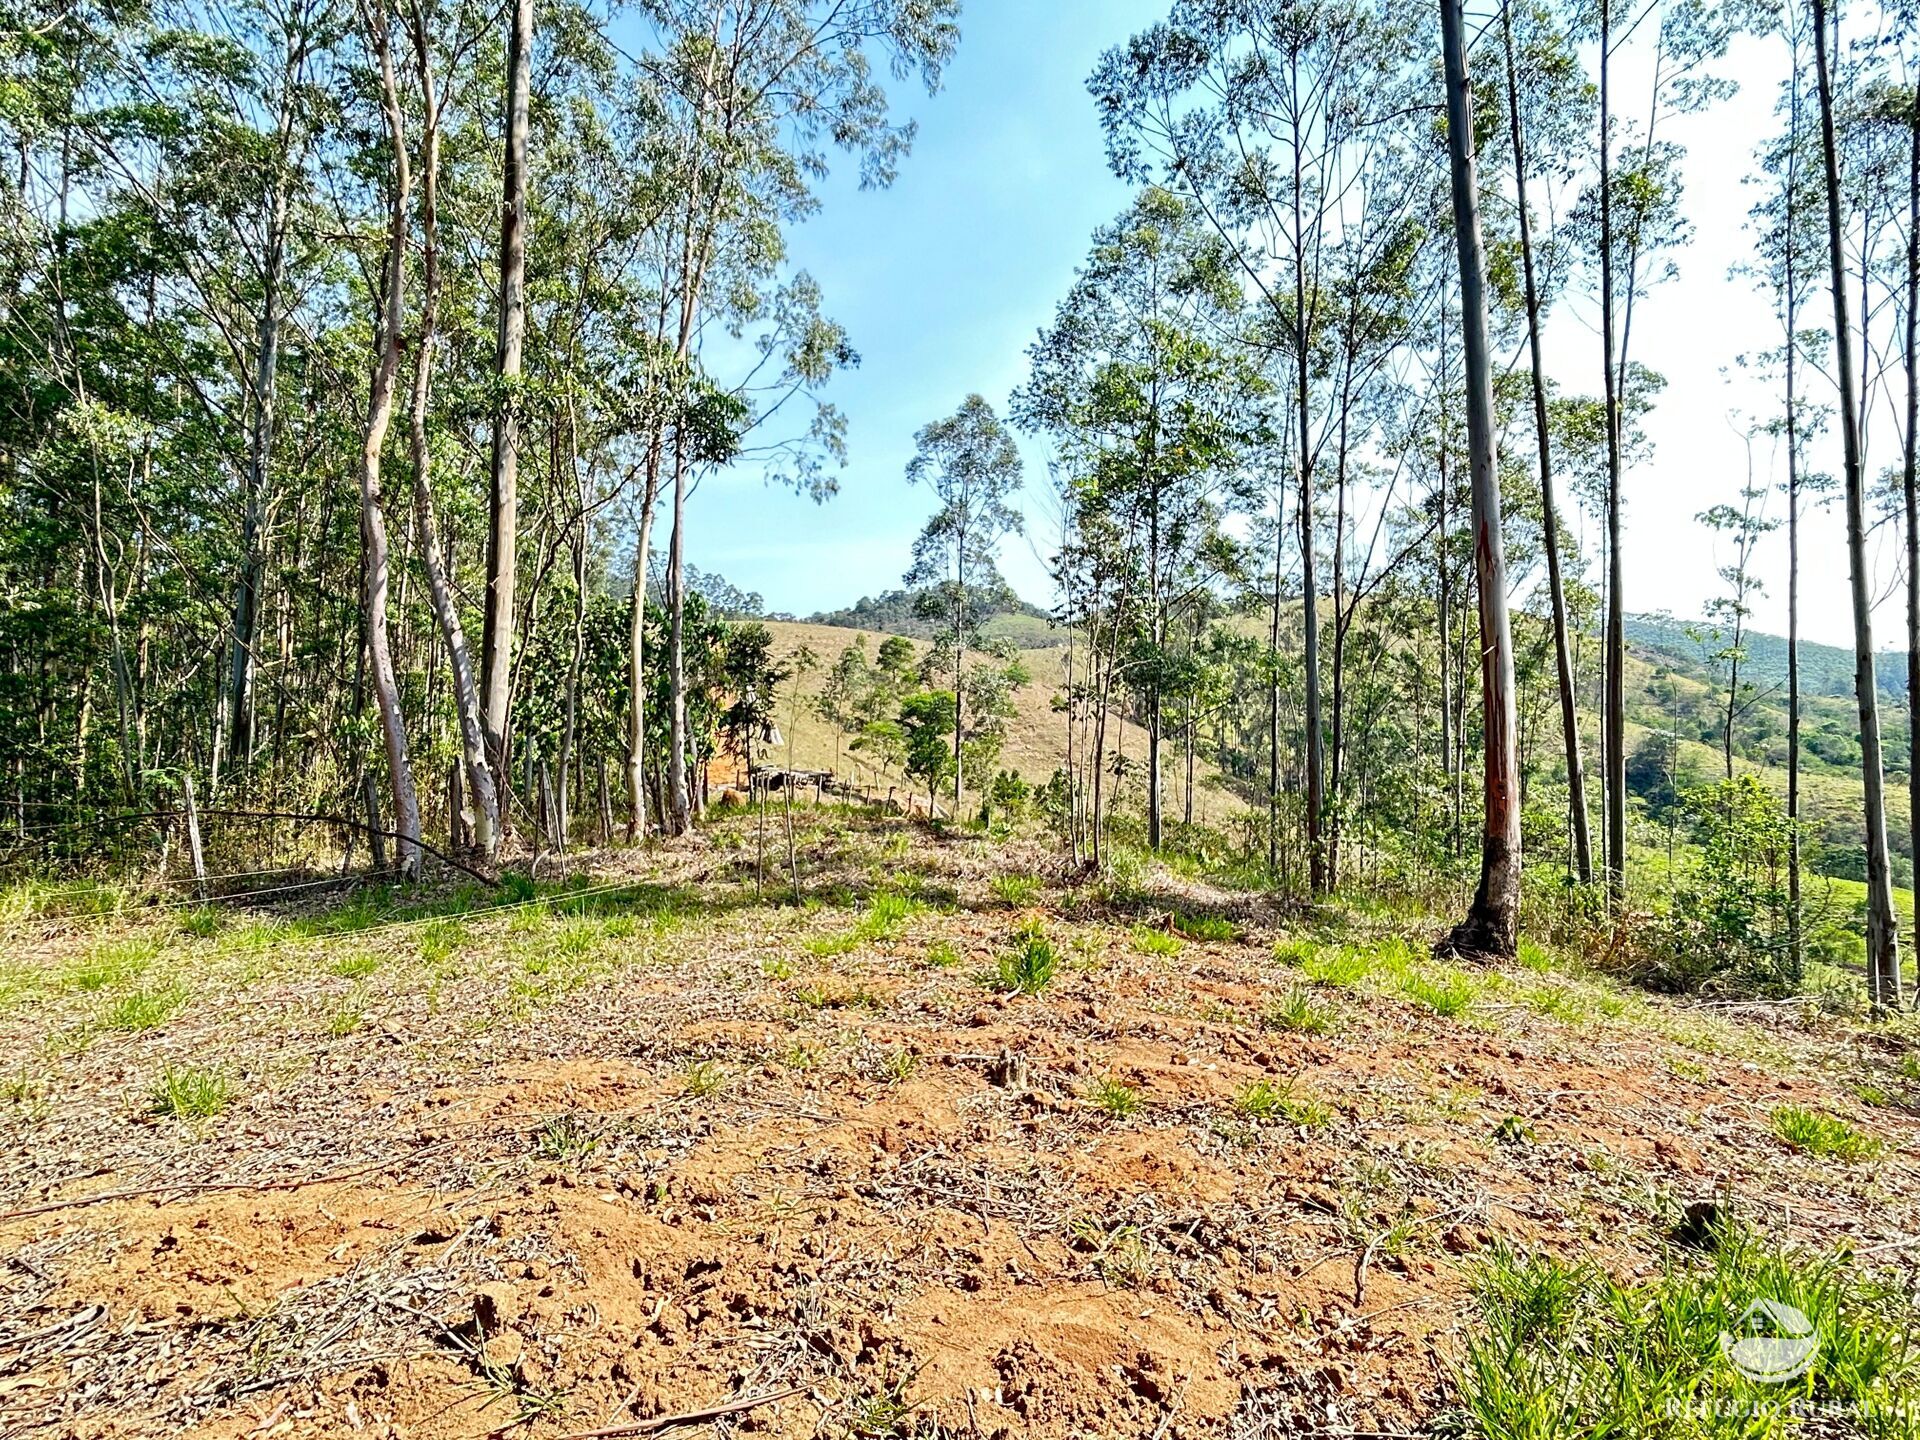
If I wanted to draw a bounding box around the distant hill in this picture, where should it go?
[1625,613,1906,702]
[805,586,1057,644]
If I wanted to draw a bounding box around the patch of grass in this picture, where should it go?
[762,955,794,980]
[328,952,378,980]
[1403,967,1478,1018]
[1131,925,1184,957]
[778,1039,818,1070]
[680,1060,727,1099]
[325,1002,366,1037]
[534,1112,598,1164]
[925,939,961,968]
[148,1065,235,1119]
[1272,937,1318,967]
[1233,1077,1331,1128]
[179,906,223,939]
[1302,943,1372,989]
[988,873,1042,906]
[103,983,185,1032]
[416,918,467,966]
[1456,1232,1920,1439]
[854,890,924,942]
[1171,911,1238,942]
[1770,1106,1883,1162]
[66,938,158,993]
[1262,984,1336,1036]
[1087,1075,1141,1119]
[1069,1216,1153,1289]
[989,924,1059,995]
[877,1046,918,1084]
[1516,938,1557,974]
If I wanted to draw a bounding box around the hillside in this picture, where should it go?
[758,621,1252,825]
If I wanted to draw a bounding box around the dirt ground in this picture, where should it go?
[2,814,1916,1439]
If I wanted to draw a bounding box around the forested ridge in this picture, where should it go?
[7,2,1920,1433]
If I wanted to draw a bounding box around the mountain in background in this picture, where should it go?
[1625,613,1907,702]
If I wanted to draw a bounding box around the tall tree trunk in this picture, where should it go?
[1440,0,1521,958]
[1291,68,1325,895]
[363,2,422,879]
[1599,0,1628,908]
[1906,71,1920,997]
[480,0,531,796]
[954,535,965,815]
[626,436,662,840]
[665,439,691,835]
[406,19,497,859]
[1813,0,1903,1009]
[1504,0,1592,885]
[1147,495,1163,848]
[1268,487,1283,877]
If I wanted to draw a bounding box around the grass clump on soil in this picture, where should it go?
[1455,1231,1920,1439]
[66,937,158,993]
[149,1065,236,1119]
[1132,925,1184,957]
[1770,1106,1883,1163]
[1233,1077,1332,1128]
[988,872,1042,906]
[1087,1074,1141,1119]
[1171,911,1238,942]
[1403,966,1478,1018]
[989,922,1059,995]
[1262,983,1337,1035]
[103,983,185,1032]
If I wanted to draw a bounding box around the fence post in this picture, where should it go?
[539,761,560,854]
[183,771,207,899]
[448,760,466,853]
[362,772,387,872]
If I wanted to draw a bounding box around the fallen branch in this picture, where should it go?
[556,1385,807,1438]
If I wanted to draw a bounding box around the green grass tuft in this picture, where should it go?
[1171,912,1238,942]
[1087,1075,1140,1119]
[1262,984,1337,1035]
[149,1065,235,1119]
[1403,967,1478,1018]
[990,924,1060,995]
[103,983,184,1031]
[988,873,1042,906]
[1131,925,1184,957]
[1770,1106,1883,1162]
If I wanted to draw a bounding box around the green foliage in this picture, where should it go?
[104,984,185,1031]
[1171,912,1239,942]
[1132,924,1184,957]
[897,690,959,804]
[1770,1106,1882,1163]
[1262,984,1336,1035]
[1639,778,1800,996]
[988,872,1041,905]
[1456,1235,1920,1439]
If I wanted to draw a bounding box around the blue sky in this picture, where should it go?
[684,4,1887,654]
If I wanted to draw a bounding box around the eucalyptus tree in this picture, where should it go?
[902,394,1024,814]
[1583,0,1757,903]
[479,0,531,798]
[1091,0,1426,891]
[1811,0,1903,1010]
[1696,442,1778,781]
[1440,0,1521,958]
[1014,187,1267,851]
[1501,0,1595,884]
